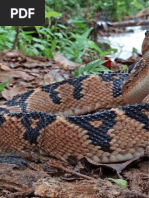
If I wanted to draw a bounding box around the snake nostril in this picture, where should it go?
[145,30,149,36]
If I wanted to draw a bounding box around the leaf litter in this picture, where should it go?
[0,49,148,198]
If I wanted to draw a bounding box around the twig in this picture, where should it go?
[12,26,21,50]
[49,162,95,180]
[131,192,149,198]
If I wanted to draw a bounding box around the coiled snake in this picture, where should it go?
[0,31,149,164]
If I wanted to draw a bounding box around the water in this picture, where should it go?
[98,26,148,60]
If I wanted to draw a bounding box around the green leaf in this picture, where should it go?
[132,0,143,9]
[73,22,87,29]
[27,35,33,41]
[120,65,128,72]
[33,43,45,50]
[106,178,127,188]
[86,59,105,68]
[23,31,36,35]
[51,40,57,52]
[89,42,103,54]
[57,24,67,29]
[81,27,93,39]
[43,28,54,36]
[133,47,137,52]
[83,71,90,75]
[54,33,63,39]
[90,43,117,56]
[34,26,42,32]
[69,18,86,24]
[101,48,117,56]
[74,59,113,77]
[0,77,10,94]
[32,37,49,46]
[45,11,60,19]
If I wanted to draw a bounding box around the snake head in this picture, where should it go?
[142,30,149,63]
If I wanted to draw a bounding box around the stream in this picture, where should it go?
[98,26,149,60]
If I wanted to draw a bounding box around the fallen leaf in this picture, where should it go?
[106,178,127,188]
[54,52,81,70]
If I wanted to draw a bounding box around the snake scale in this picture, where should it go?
[0,31,149,164]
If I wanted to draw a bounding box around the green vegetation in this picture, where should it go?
[106,178,127,188]
[0,75,10,94]
[120,65,128,72]
[45,0,149,21]
[0,22,117,63]
[74,60,113,78]
[0,0,148,76]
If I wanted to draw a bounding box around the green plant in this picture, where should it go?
[0,26,16,50]
[120,65,128,72]
[74,59,113,78]
[61,27,117,62]
[0,76,10,94]
[133,47,138,52]
[0,0,147,61]
[106,178,127,188]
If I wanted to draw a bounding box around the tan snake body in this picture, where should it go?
[0,31,148,164]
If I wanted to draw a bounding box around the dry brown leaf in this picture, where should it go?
[43,70,65,85]
[2,85,28,100]
[3,50,25,61]
[0,71,34,83]
[0,63,11,71]
[54,52,81,70]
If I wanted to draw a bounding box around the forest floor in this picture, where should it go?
[0,49,148,198]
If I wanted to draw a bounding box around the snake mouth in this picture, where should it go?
[122,61,149,104]
[143,50,149,64]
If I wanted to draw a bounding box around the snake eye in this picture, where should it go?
[145,30,149,36]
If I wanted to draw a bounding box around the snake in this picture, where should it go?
[0,31,148,164]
